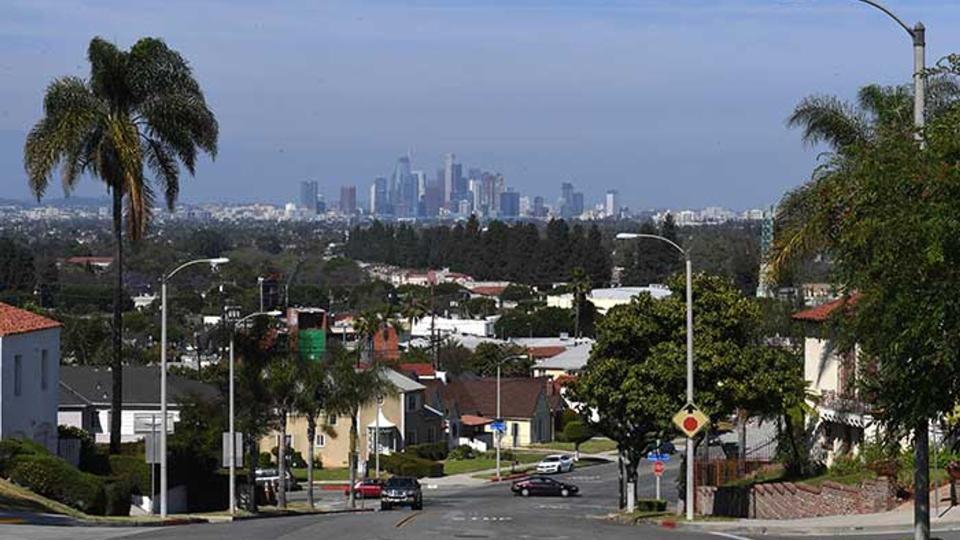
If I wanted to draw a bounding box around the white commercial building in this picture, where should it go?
[411,316,496,338]
[547,285,672,315]
[0,303,61,452]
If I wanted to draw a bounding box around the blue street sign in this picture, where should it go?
[646,451,671,462]
[490,420,506,434]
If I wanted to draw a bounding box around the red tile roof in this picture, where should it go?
[398,363,437,378]
[0,303,61,337]
[470,286,507,297]
[527,346,566,359]
[792,294,859,322]
[460,414,493,426]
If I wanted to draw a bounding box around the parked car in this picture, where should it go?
[381,476,423,510]
[659,441,677,454]
[254,468,300,491]
[536,454,575,474]
[345,478,384,499]
[511,476,579,497]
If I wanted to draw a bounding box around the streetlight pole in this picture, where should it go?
[615,233,693,519]
[227,309,281,515]
[159,257,229,518]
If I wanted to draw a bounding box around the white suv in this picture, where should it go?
[536,454,574,474]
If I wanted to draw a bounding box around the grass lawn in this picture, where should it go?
[444,453,542,476]
[532,437,618,455]
[290,467,351,482]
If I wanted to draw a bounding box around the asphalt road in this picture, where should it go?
[5,460,960,540]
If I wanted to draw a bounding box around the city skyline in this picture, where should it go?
[3,1,960,209]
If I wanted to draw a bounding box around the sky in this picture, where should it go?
[2,0,959,211]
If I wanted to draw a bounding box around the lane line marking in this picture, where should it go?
[395,511,422,528]
[708,532,753,540]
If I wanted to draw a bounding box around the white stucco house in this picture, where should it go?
[59,366,219,443]
[0,303,61,452]
[793,295,874,466]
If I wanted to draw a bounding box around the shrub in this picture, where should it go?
[448,445,476,461]
[0,438,46,476]
[9,455,106,515]
[635,498,667,512]
[405,442,449,461]
[258,452,274,467]
[380,454,444,478]
[108,455,151,495]
[104,478,132,516]
[270,446,307,468]
[58,426,100,473]
[829,454,866,477]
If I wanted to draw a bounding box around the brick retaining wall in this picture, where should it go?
[697,477,895,519]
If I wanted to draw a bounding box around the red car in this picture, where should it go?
[344,478,384,499]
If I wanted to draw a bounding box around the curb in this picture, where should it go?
[228,507,376,522]
[647,517,960,537]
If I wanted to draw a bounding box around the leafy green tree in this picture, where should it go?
[292,360,331,510]
[24,37,217,453]
[562,421,593,460]
[0,237,35,293]
[469,342,531,377]
[462,297,497,319]
[265,354,300,509]
[570,267,591,339]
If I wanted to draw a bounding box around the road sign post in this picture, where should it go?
[654,460,665,500]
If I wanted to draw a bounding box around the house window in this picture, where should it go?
[316,434,326,448]
[326,415,337,426]
[406,394,418,411]
[13,355,22,397]
[40,350,48,391]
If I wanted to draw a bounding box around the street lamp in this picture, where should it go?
[227,309,282,515]
[159,257,229,518]
[615,232,694,520]
[851,1,924,135]
[494,353,529,482]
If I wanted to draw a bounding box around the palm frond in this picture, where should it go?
[87,37,130,106]
[143,137,180,210]
[787,94,869,150]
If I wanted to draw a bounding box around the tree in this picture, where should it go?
[24,37,218,453]
[469,342,532,377]
[562,421,593,460]
[265,354,300,509]
[570,267,590,339]
[325,349,393,509]
[292,360,330,510]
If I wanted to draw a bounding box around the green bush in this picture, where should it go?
[829,454,866,477]
[9,455,106,515]
[405,442,449,461]
[58,426,101,473]
[0,438,47,476]
[258,452,274,467]
[104,479,132,516]
[380,454,444,478]
[635,498,667,512]
[448,445,476,461]
[108,455,151,495]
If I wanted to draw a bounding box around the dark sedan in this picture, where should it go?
[511,476,579,497]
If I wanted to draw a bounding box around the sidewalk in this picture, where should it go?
[667,500,960,537]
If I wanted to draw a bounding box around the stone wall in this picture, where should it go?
[697,477,895,519]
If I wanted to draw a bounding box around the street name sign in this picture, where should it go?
[672,403,709,438]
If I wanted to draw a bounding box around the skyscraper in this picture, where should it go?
[605,190,620,218]
[499,190,520,218]
[370,176,388,215]
[443,153,456,205]
[340,185,357,215]
[299,180,318,213]
[533,196,546,217]
[571,192,584,216]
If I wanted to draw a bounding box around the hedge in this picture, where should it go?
[9,455,107,515]
[380,454,444,478]
[108,455,151,495]
[635,498,668,512]
[448,445,476,461]
[404,442,449,461]
[0,438,49,476]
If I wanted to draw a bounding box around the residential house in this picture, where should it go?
[264,368,444,470]
[532,342,592,379]
[58,366,219,443]
[424,376,560,451]
[0,303,61,452]
[793,296,873,466]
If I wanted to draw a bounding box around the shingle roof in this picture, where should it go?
[535,342,592,371]
[59,366,219,406]
[0,303,61,337]
[792,294,859,322]
[383,368,426,393]
[397,363,436,378]
[430,377,547,419]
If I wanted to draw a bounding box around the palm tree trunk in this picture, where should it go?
[109,185,123,454]
[348,412,358,509]
[278,408,288,509]
[306,416,316,510]
[246,434,258,513]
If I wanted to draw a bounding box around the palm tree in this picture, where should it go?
[266,354,301,509]
[24,37,217,453]
[401,293,427,338]
[325,350,393,509]
[570,267,590,340]
[771,81,959,280]
[292,360,331,510]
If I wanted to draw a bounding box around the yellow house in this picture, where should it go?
[261,369,444,469]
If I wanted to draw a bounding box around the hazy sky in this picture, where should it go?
[2,0,959,210]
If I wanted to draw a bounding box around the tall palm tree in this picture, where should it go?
[24,37,217,453]
[326,350,393,509]
[266,354,301,510]
[292,360,331,510]
[401,293,427,338]
[570,267,590,340]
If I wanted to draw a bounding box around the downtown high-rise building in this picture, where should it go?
[370,176,388,215]
[443,153,456,205]
[340,185,357,215]
[559,182,583,219]
[299,180,319,213]
[499,190,520,218]
[605,190,620,218]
